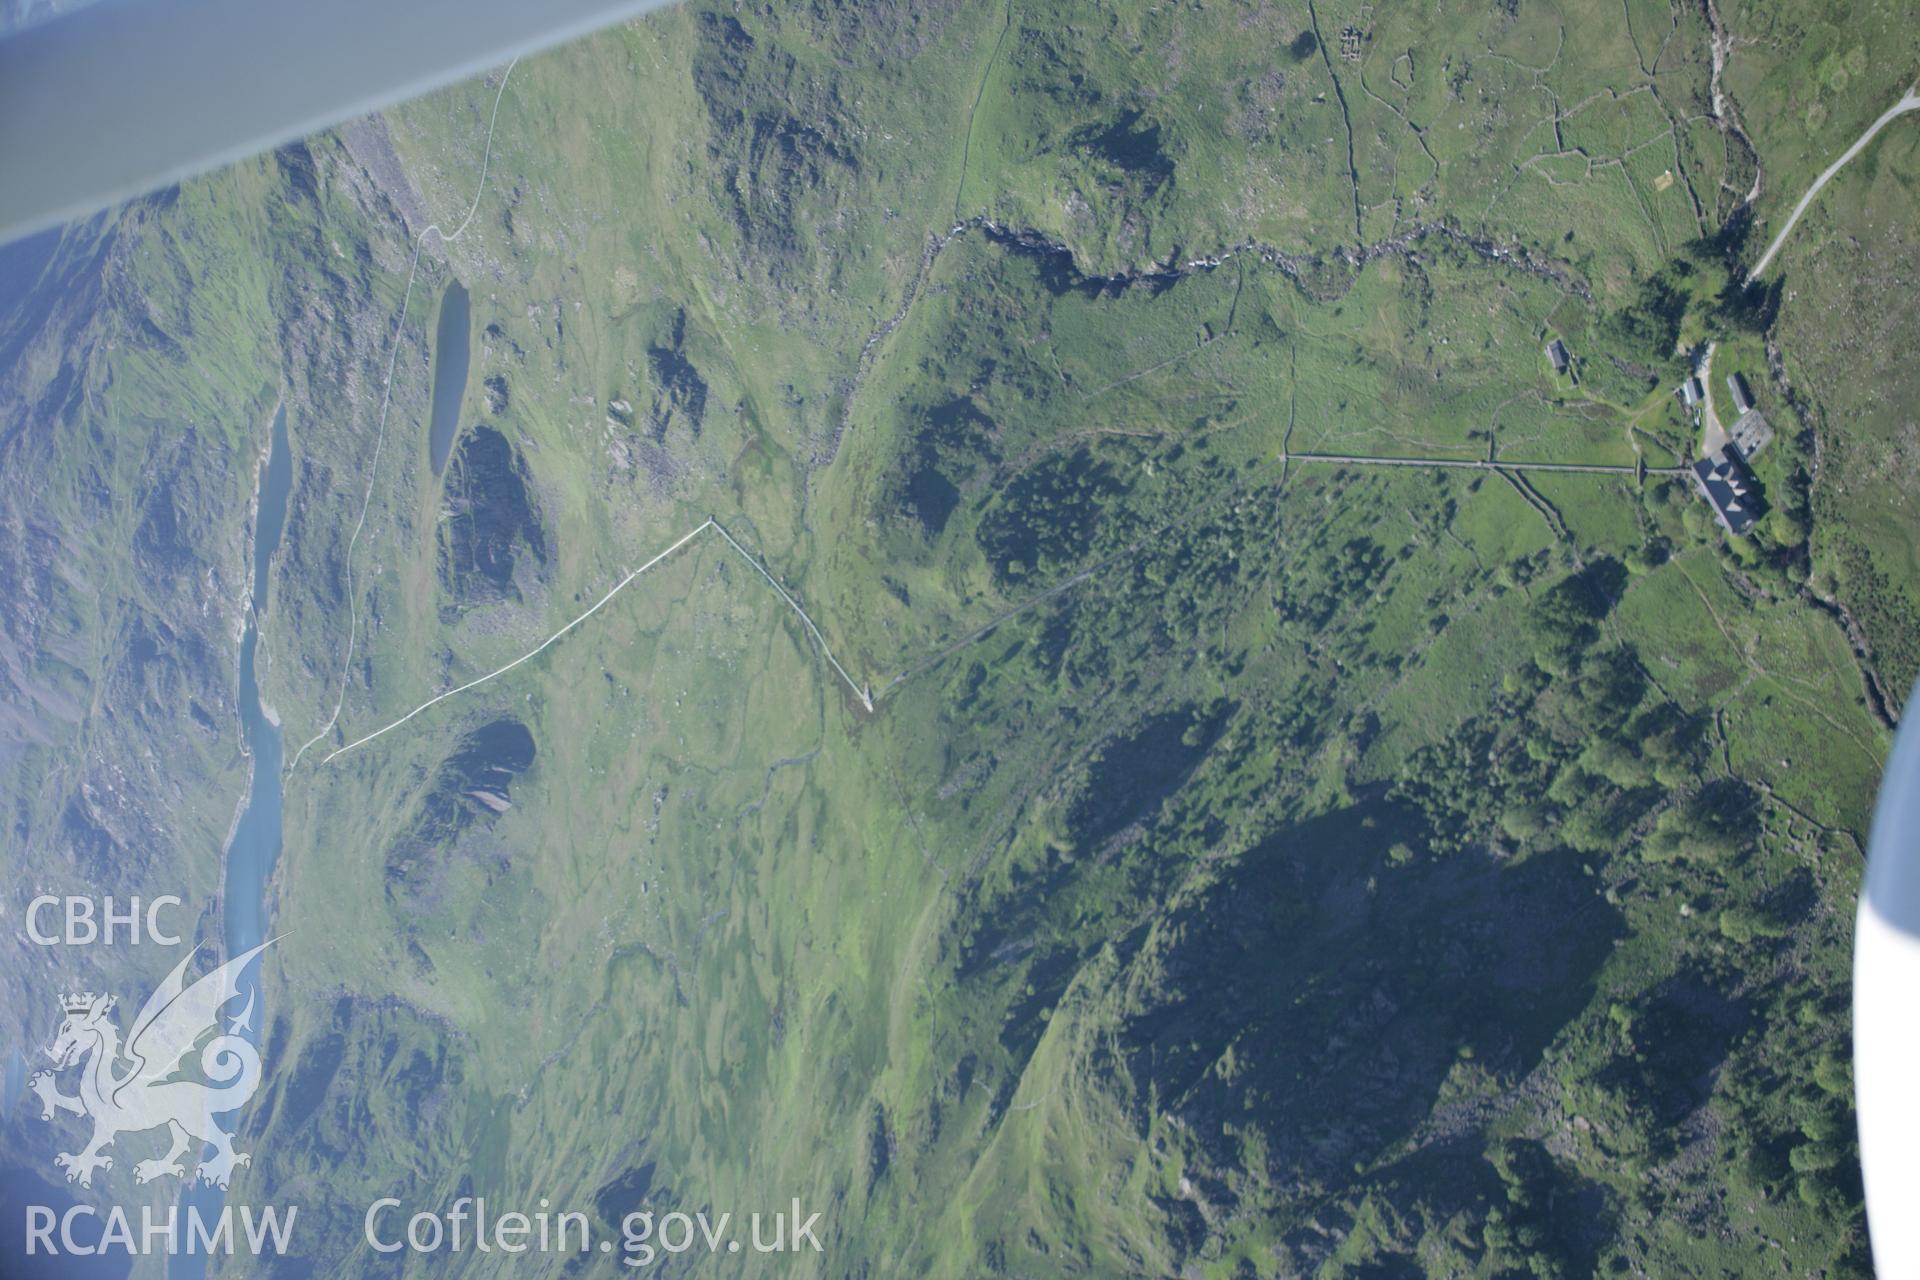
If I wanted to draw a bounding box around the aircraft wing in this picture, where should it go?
[0,0,674,245]
[1858,678,1920,1274]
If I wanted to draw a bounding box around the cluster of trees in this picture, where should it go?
[1396,558,1735,868]
[1526,559,1626,674]
[1642,778,1760,863]
[1717,975,1863,1224]
[1599,269,1689,373]
[1597,232,1784,382]
[1273,533,1394,634]
[1684,219,1783,335]
[1480,1139,1604,1279]
[976,442,1140,585]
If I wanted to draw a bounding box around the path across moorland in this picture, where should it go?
[1749,85,1920,280]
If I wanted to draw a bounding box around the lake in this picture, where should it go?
[169,402,294,1280]
[428,280,471,476]
[0,402,283,1280]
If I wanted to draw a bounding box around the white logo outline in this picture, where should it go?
[29,938,274,1190]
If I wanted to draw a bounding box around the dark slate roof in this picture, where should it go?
[1726,371,1755,414]
[1691,443,1766,536]
[1546,338,1571,371]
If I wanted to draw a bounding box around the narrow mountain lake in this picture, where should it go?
[428,280,471,475]
[170,401,294,1280]
[251,402,291,611]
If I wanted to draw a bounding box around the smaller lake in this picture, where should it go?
[428,280,472,476]
[251,404,291,611]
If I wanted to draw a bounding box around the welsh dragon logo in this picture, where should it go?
[30,939,273,1190]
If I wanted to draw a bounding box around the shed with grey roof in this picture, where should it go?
[1726,371,1755,415]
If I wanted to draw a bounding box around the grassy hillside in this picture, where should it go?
[0,1,1912,1277]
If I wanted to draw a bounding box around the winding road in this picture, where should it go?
[290,58,520,771]
[1749,85,1920,280]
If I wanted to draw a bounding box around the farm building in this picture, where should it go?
[1726,371,1755,415]
[1545,338,1571,374]
[1691,442,1767,536]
